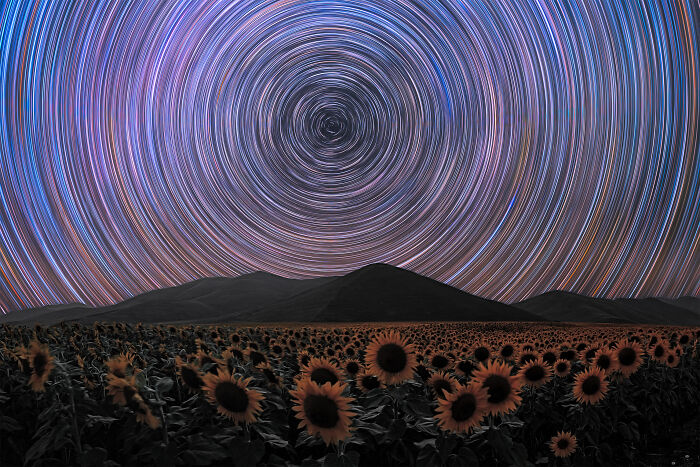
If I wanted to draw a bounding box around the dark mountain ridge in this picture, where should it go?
[512,290,700,326]
[0,264,697,325]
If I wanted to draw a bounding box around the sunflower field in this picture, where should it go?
[1,321,699,466]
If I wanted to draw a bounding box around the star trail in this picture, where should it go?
[0,0,699,313]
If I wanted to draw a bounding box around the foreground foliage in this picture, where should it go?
[1,321,699,466]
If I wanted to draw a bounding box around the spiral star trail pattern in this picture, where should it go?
[0,0,699,313]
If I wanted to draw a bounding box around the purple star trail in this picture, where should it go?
[0,0,699,312]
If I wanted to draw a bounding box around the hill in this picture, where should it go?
[0,264,539,325]
[513,291,700,325]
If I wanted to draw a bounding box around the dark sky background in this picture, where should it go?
[0,0,699,312]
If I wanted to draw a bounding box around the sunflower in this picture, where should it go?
[435,383,488,433]
[471,343,491,363]
[202,369,264,425]
[343,345,358,359]
[495,343,514,361]
[613,340,644,377]
[227,346,245,361]
[302,357,343,386]
[298,350,312,368]
[175,356,204,393]
[342,359,361,378]
[472,360,522,416]
[518,358,552,387]
[28,341,53,392]
[429,352,452,371]
[665,352,680,368]
[553,359,571,377]
[355,369,384,392]
[290,379,355,445]
[650,341,669,362]
[244,348,268,366]
[134,399,161,429]
[541,348,558,365]
[572,367,609,405]
[365,331,417,385]
[517,350,539,366]
[257,362,283,388]
[454,358,476,378]
[428,371,458,399]
[550,431,577,458]
[106,376,139,406]
[196,349,222,374]
[591,348,617,373]
[105,353,134,381]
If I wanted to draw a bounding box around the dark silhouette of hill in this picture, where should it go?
[229,263,541,323]
[0,273,333,325]
[513,291,700,325]
[0,264,539,325]
[1,265,696,325]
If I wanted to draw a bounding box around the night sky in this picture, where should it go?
[0,0,699,313]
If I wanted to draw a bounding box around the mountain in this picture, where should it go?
[0,264,540,325]
[229,263,541,323]
[513,291,700,325]
[1,265,697,325]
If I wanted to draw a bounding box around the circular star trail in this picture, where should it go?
[0,0,699,312]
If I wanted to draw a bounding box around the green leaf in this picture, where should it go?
[155,377,174,394]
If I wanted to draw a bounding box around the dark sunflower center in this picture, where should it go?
[304,394,340,429]
[431,355,449,368]
[596,355,611,370]
[500,345,514,358]
[451,393,477,422]
[361,375,380,390]
[586,349,597,360]
[376,343,407,373]
[457,361,474,375]
[346,361,359,374]
[520,353,537,365]
[215,381,249,413]
[557,439,569,450]
[33,353,48,375]
[680,335,689,345]
[182,367,203,389]
[556,362,568,373]
[474,347,489,362]
[483,375,511,404]
[618,348,636,366]
[249,351,266,365]
[524,365,545,382]
[272,345,283,354]
[542,352,557,364]
[654,345,665,357]
[310,368,339,385]
[432,379,452,397]
[581,376,600,395]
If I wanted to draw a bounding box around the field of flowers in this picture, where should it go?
[1,321,699,466]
